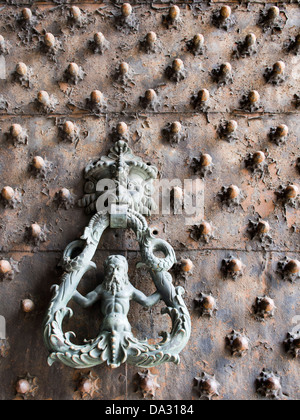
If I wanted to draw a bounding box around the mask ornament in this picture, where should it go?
[43,141,191,369]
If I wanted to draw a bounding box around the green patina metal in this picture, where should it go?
[43,141,191,369]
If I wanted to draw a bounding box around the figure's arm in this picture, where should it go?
[73,285,102,308]
[132,288,161,308]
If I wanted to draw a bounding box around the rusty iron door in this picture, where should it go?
[0,1,299,401]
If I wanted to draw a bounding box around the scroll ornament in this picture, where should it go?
[43,141,191,369]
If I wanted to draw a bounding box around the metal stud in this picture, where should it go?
[0,34,10,55]
[140,89,160,111]
[240,90,261,112]
[256,369,282,400]
[234,33,258,58]
[277,257,300,283]
[165,58,187,83]
[163,5,181,28]
[245,151,268,178]
[140,31,160,54]
[6,124,28,146]
[194,372,220,400]
[269,124,289,145]
[21,299,35,313]
[284,332,300,358]
[162,121,188,147]
[189,221,214,244]
[258,6,285,33]
[226,330,249,357]
[187,34,205,56]
[121,3,132,18]
[70,6,81,22]
[26,223,48,246]
[211,62,233,86]
[191,153,214,179]
[36,90,57,114]
[64,62,85,85]
[54,188,75,210]
[111,122,129,142]
[264,61,286,85]
[253,296,276,321]
[74,372,100,400]
[135,370,160,399]
[276,184,299,207]
[44,33,55,49]
[191,89,210,112]
[0,260,12,276]
[86,90,107,115]
[15,374,38,400]
[0,186,22,209]
[115,3,139,33]
[30,156,53,179]
[218,185,244,209]
[0,258,18,281]
[90,32,109,55]
[212,5,236,31]
[13,62,32,88]
[21,8,32,22]
[195,292,218,317]
[59,121,80,144]
[221,256,244,280]
[218,120,238,143]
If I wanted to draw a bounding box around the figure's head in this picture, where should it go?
[103,255,129,295]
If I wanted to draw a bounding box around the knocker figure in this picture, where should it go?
[73,255,161,368]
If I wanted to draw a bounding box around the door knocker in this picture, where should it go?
[43,141,191,369]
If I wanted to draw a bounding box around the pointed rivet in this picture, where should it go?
[44,33,55,48]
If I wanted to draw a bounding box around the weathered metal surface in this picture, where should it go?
[0,1,299,400]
